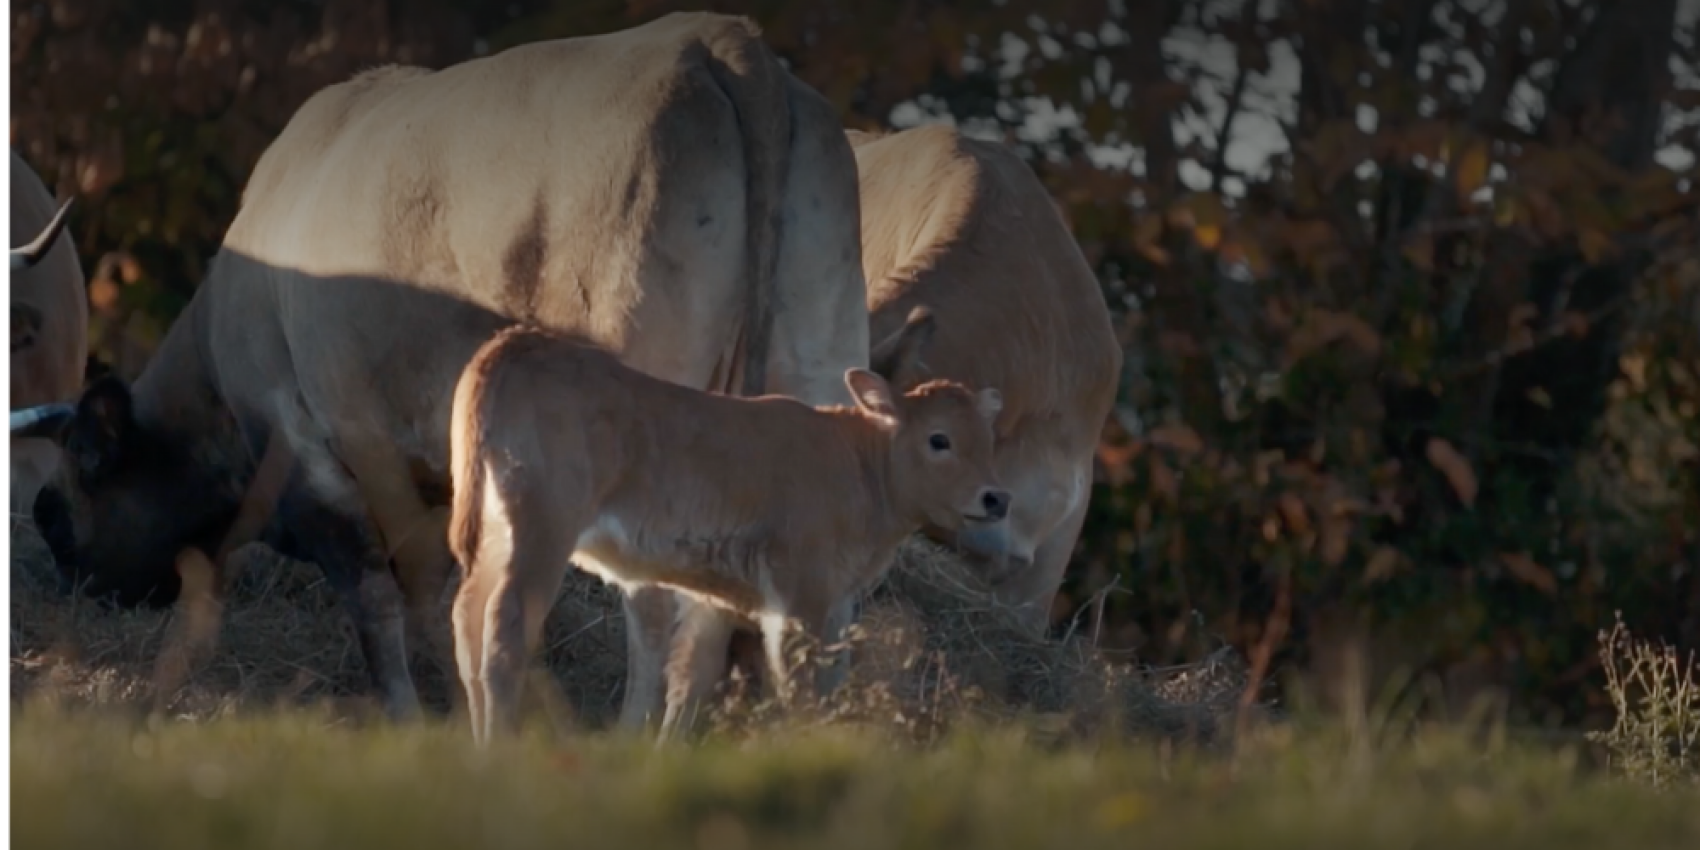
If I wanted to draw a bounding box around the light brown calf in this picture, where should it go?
[447,323,1007,744]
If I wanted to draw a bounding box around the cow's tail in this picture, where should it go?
[448,325,527,572]
[699,19,792,398]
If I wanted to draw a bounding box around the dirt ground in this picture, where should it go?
[10,515,1258,741]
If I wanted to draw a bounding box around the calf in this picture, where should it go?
[447,322,1007,743]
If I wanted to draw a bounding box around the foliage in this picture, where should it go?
[11,0,1700,726]
[13,705,1700,849]
[1587,615,1700,789]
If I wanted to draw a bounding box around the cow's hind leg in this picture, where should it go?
[276,480,422,722]
[618,586,676,731]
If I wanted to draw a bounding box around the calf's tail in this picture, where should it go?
[448,325,530,570]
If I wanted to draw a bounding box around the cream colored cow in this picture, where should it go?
[850,125,1123,633]
[642,124,1125,734]
[22,13,869,723]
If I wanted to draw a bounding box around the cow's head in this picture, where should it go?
[845,365,1010,552]
[12,375,236,607]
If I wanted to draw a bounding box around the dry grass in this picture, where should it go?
[10,517,1253,743]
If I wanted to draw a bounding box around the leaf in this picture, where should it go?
[1147,424,1205,455]
[1362,546,1400,584]
[1401,233,1436,272]
[1132,213,1164,247]
[1276,492,1311,536]
[1192,223,1223,250]
[1499,553,1558,596]
[1166,191,1227,229]
[1424,438,1478,508]
[1319,514,1351,566]
[1620,352,1649,392]
[1284,308,1383,365]
[1578,229,1615,263]
[1149,454,1180,501]
[1157,331,1201,358]
[1453,139,1491,204]
[1136,242,1172,266]
[1219,239,1271,278]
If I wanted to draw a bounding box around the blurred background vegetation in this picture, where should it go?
[11,0,1700,731]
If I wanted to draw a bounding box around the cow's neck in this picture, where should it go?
[843,418,922,557]
[129,296,251,506]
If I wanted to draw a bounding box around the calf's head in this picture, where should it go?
[844,367,1010,549]
[867,304,1020,564]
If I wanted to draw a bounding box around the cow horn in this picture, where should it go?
[10,198,75,273]
[10,403,75,434]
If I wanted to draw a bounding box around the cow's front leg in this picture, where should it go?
[276,477,422,722]
[618,585,677,730]
[759,598,830,712]
[813,594,859,701]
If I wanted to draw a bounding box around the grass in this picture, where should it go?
[12,705,1700,850]
[12,522,1700,848]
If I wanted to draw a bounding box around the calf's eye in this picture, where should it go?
[928,433,951,452]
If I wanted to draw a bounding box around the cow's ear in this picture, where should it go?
[974,387,1003,422]
[869,305,936,385]
[68,375,135,481]
[845,368,899,420]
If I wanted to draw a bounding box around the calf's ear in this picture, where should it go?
[974,387,1003,422]
[845,368,900,419]
[67,375,136,482]
[869,305,936,385]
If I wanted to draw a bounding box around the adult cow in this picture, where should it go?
[23,13,870,725]
[10,150,87,548]
[849,125,1121,633]
[655,125,1122,732]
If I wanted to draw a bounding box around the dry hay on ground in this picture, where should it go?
[10,518,1262,743]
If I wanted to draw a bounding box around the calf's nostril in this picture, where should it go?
[981,489,1009,519]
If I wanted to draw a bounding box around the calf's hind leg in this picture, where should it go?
[454,506,577,745]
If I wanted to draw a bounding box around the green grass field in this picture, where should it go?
[12,706,1700,850]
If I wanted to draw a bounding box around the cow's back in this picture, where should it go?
[202,12,865,478]
[851,126,1119,448]
[10,150,88,409]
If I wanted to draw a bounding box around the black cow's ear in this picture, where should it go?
[68,375,135,481]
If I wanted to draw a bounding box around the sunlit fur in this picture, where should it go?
[448,325,1006,744]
